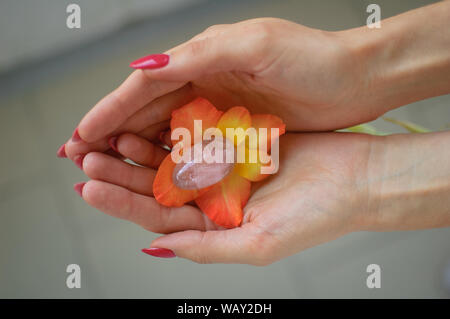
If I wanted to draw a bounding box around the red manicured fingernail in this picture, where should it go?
[141,248,176,258]
[130,54,169,69]
[74,182,86,197]
[57,144,67,158]
[74,154,85,170]
[72,128,82,142]
[108,136,118,152]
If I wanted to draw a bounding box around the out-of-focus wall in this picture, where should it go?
[0,0,203,73]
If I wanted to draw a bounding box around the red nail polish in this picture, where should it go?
[72,128,82,142]
[74,182,86,197]
[57,144,67,158]
[130,54,169,69]
[74,154,85,170]
[108,136,118,152]
[141,248,176,258]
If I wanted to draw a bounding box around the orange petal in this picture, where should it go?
[251,114,286,150]
[235,148,275,182]
[216,106,252,146]
[153,154,200,207]
[170,97,223,146]
[195,170,251,228]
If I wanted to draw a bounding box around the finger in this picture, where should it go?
[77,70,186,142]
[119,82,194,134]
[114,133,169,168]
[65,121,167,161]
[65,138,109,161]
[104,148,125,160]
[65,82,193,160]
[149,224,274,265]
[81,180,215,233]
[137,120,169,142]
[83,152,156,196]
[135,24,263,81]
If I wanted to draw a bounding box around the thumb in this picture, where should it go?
[131,28,264,82]
[147,225,274,265]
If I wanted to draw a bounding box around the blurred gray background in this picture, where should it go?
[0,0,449,298]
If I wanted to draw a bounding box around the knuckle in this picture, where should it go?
[144,143,158,167]
[239,22,279,71]
[141,205,168,233]
[122,164,135,190]
[203,24,222,34]
[246,22,275,48]
[188,24,228,48]
[121,189,136,221]
[109,89,131,119]
[193,254,212,265]
[246,229,277,266]
[186,38,210,57]
[192,232,213,264]
[157,206,173,233]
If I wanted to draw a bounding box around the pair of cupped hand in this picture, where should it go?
[61,18,384,265]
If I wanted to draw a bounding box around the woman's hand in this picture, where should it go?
[75,132,373,265]
[64,18,371,161]
[64,0,450,160]
[76,130,450,265]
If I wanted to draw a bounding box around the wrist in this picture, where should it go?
[358,131,450,231]
[337,1,450,118]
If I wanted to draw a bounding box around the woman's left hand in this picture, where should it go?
[77,131,374,265]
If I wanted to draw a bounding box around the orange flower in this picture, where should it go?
[153,97,286,228]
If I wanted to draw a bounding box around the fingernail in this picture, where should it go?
[74,182,86,197]
[72,128,82,142]
[141,248,176,258]
[130,54,169,69]
[158,131,166,144]
[159,130,172,148]
[57,144,67,158]
[74,154,85,170]
[108,136,118,152]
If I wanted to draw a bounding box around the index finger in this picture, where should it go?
[77,69,185,143]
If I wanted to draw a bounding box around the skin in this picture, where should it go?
[64,2,450,264]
